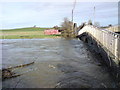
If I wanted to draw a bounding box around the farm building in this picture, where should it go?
[44,29,61,35]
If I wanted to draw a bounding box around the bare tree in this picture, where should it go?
[61,17,76,38]
[53,25,59,29]
[94,22,100,27]
[88,20,93,25]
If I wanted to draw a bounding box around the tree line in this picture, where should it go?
[53,17,113,39]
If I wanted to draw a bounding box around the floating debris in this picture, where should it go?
[2,61,34,80]
[2,69,21,80]
[49,64,56,69]
[7,61,35,69]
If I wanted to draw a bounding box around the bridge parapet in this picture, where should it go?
[78,25,120,65]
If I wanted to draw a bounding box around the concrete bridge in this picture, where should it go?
[77,25,120,79]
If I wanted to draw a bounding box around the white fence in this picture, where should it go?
[78,25,120,64]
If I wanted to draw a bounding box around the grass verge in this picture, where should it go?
[0,27,61,39]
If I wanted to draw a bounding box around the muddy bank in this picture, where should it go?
[1,38,118,88]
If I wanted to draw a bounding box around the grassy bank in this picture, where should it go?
[0,27,61,39]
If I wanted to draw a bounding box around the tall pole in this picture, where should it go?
[94,6,96,25]
[72,10,73,22]
[72,0,76,22]
[71,0,76,37]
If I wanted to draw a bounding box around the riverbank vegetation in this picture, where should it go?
[0,27,61,39]
[60,18,77,38]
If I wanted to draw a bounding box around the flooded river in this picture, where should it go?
[1,38,117,88]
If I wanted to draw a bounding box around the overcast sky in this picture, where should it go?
[0,1,118,29]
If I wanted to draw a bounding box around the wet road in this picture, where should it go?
[1,38,117,88]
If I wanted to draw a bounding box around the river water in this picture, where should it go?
[1,38,117,88]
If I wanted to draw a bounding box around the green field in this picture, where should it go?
[0,27,61,39]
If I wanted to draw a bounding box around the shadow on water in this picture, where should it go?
[55,38,117,88]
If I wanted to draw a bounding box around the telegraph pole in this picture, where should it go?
[94,6,96,25]
[71,0,76,37]
[71,6,73,22]
[72,0,76,22]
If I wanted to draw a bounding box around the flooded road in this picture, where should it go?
[1,38,117,88]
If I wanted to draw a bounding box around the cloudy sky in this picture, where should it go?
[0,1,118,29]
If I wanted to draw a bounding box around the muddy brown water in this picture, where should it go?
[1,38,118,88]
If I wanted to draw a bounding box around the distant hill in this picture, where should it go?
[0,27,60,39]
[1,27,52,32]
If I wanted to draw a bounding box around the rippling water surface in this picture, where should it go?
[1,38,117,88]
